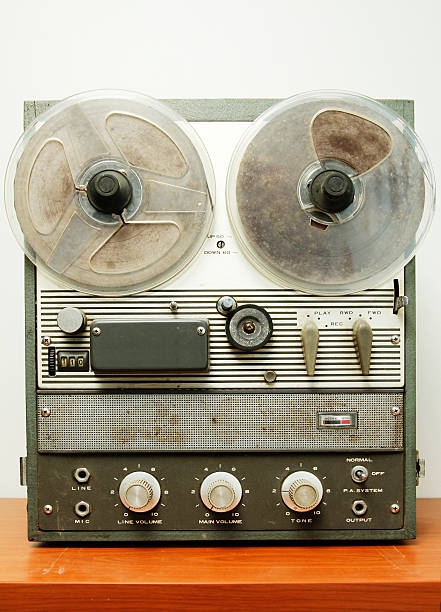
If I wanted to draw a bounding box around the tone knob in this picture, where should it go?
[119,471,161,512]
[281,470,323,512]
[200,471,242,512]
[57,307,87,334]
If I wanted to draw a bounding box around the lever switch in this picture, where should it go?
[353,319,372,375]
[301,320,319,376]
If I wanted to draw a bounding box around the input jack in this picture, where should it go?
[74,501,90,517]
[352,499,368,516]
[74,467,90,483]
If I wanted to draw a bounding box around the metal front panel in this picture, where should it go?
[37,452,404,532]
[38,393,403,452]
[25,99,415,542]
[35,108,405,390]
[38,284,404,389]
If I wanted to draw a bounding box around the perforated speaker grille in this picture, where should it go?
[38,393,403,451]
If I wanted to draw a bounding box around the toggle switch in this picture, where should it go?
[353,319,372,375]
[301,320,319,376]
[351,465,369,483]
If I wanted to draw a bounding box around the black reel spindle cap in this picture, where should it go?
[309,169,355,214]
[87,170,132,215]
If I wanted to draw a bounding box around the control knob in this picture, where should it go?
[119,471,161,512]
[200,471,242,512]
[281,470,323,512]
[57,307,87,334]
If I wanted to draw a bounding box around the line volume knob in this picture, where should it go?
[119,471,161,512]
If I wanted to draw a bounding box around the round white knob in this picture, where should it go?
[119,471,161,512]
[200,471,242,512]
[57,307,87,334]
[281,470,323,512]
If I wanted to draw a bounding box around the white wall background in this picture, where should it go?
[0,0,440,497]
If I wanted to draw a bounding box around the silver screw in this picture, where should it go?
[390,503,400,514]
[169,301,178,311]
[41,407,51,417]
[391,335,400,345]
[391,406,401,416]
[43,504,53,515]
[42,336,51,346]
[92,327,101,336]
[221,297,234,310]
[197,326,206,336]
[264,370,277,383]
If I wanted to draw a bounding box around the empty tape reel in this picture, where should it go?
[5,90,214,295]
[226,90,435,295]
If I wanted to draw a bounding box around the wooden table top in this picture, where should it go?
[0,498,439,611]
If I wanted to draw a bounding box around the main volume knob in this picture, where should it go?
[119,471,161,512]
[281,470,323,512]
[200,471,242,512]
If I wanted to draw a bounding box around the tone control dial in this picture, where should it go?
[200,471,242,512]
[281,470,323,512]
[119,471,161,512]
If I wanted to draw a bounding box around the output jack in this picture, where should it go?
[74,467,91,483]
[75,501,90,517]
[352,499,368,516]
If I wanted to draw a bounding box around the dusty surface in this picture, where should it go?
[235,98,425,293]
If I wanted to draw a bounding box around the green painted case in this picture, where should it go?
[22,98,416,541]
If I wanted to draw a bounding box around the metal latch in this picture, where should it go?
[19,457,27,486]
[416,450,426,486]
[393,279,408,315]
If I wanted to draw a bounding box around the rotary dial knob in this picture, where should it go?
[281,470,323,512]
[57,307,87,334]
[200,471,242,512]
[119,471,161,512]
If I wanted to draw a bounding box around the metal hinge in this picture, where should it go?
[416,450,425,486]
[19,456,27,486]
[393,279,408,314]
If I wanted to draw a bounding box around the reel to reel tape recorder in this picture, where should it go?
[5,90,435,541]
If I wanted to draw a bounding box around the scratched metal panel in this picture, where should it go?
[38,393,403,451]
[38,287,404,389]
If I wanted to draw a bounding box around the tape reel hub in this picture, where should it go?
[77,158,143,226]
[298,159,364,228]
[310,169,355,214]
[86,170,132,214]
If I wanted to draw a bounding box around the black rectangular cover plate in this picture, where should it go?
[90,319,209,371]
